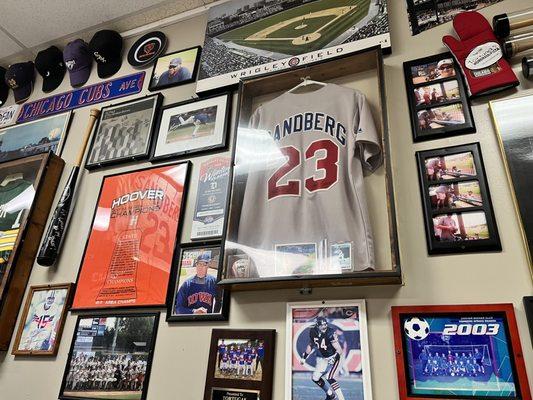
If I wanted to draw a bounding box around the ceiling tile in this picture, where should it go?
[0,29,24,61]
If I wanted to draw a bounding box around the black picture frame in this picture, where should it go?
[148,45,201,92]
[58,312,160,400]
[416,143,501,254]
[524,296,533,348]
[85,94,163,170]
[404,52,475,142]
[150,92,231,162]
[166,240,230,322]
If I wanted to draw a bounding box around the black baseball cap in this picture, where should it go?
[89,30,123,79]
[35,46,66,93]
[63,39,93,87]
[5,62,35,104]
[0,67,9,106]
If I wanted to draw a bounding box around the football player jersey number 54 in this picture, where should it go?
[268,139,339,200]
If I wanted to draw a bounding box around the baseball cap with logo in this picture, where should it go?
[197,252,212,263]
[35,46,66,93]
[89,30,123,79]
[0,67,9,106]
[63,39,93,87]
[5,62,35,104]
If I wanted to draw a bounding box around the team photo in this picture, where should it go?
[214,338,265,381]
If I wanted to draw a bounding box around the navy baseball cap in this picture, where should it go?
[35,46,66,93]
[197,252,212,263]
[0,67,9,106]
[63,39,93,87]
[89,30,123,79]
[5,62,35,104]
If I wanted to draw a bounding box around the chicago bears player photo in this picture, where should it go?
[287,301,372,400]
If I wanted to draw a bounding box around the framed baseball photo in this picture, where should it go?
[12,283,73,356]
[286,300,373,400]
[151,93,230,161]
[166,241,229,322]
[204,329,276,400]
[404,53,475,142]
[391,304,532,400]
[59,313,159,400]
[416,143,501,254]
[85,94,162,170]
[148,46,201,91]
[72,161,189,310]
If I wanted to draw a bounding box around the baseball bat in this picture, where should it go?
[37,109,100,267]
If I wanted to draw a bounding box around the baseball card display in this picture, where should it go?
[416,143,501,254]
[404,53,475,142]
[0,111,71,163]
[148,46,201,91]
[204,329,276,400]
[286,300,372,400]
[12,283,73,356]
[85,94,162,169]
[225,82,382,279]
[152,94,230,161]
[72,162,189,310]
[197,0,391,93]
[392,304,532,400]
[59,313,159,400]
[167,242,229,322]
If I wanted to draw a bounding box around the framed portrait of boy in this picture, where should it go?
[151,93,230,161]
[166,241,229,322]
[148,46,201,91]
[12,283,73,356]
[286,300,373,400]
[391,304,532,400]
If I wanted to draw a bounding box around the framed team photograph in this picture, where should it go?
[12,283,73,356]
[151,93,230,161]
[204,329,276,400]
[404,53,475,142]
[391,304,532,400]
[166,241,229,322]
[85,94,162,170]
[59,313,159,400]
[148,46,201,91]
[286,300,373,400]
[416,143,501,254]
[0,111,71,163]
[72,161,189,310]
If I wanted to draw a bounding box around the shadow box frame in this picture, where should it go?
[415,143,501,255]
[218,45,402,291]
[0,152,64,350]
[166,240,230,323]
[391,304,532,400]
[204,328,276,400]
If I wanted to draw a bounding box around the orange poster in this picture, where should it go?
[72,162,189,309]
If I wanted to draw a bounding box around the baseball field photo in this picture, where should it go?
[166,106,217,144]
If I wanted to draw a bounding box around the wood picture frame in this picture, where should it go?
[391,304,532,400]
[404,52,475,142]
[416,143,501,254]
[166,241,230,322]
[148,45,201,92]
[0,152,64,350]
[11,282,73,356]
[204,329,276,400]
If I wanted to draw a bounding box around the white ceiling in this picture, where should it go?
[0,0,218,64]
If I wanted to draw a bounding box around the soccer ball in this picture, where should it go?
[404,317,430,341]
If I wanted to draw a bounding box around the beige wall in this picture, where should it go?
[0,1,532,399]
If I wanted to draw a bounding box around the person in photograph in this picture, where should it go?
[423,88,431,105]
[435,185,449,209]
[431,87,439,103]
[156,57,191,86]
[20,290,60,351]
[175,108,215,138]
[174,251,221,315]
[426,158,443,181]
[437,59,455,79]
[434,214,457,241]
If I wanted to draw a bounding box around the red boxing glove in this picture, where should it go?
[443,11,518,98]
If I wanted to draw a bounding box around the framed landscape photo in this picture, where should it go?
[72,161,189,310]
[85,94,162,170]
[391,304,532,400]
[148,46,201,91]
[152,93,230,161]
[12,283,73,356]
[166,241,229,322]
[286,300,372,400]
[204,329,276,400]
[416,143,501,254]
[0,111,71,163]
[59,313,159,400]
[404,53,475,142]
